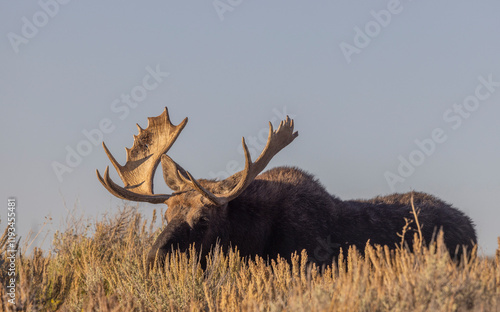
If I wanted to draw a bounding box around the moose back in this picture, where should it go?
[96,108,476,268]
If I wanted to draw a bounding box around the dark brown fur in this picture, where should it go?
[148,166,477,268]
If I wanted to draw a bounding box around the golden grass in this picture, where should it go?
[1,205,499,311]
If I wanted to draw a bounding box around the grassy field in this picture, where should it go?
[1,206,499,311]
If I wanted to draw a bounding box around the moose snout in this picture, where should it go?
[147,217,191,270]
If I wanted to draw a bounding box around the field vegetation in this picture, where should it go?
[1,206,499,311]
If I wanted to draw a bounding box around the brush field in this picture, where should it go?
[1,206,499,311]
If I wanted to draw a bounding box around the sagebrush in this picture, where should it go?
[1,206,499,311]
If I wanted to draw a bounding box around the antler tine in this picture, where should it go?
[178,170,223,206]
[96,167,171,203]
[222,116,298,202]
[181,116,298,206]
[178,138,252,206]
[222,136,254,201]
[102,142,123,177]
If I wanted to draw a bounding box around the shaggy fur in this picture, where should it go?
[148,166,476,267]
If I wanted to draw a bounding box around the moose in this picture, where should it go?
[96,107,476,268]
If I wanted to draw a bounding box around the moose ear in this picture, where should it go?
[160,155,191,192]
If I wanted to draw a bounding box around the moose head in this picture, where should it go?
[96,107,298,268]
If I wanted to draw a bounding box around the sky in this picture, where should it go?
[1,1,499,255]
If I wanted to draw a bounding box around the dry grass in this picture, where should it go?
[1,205,499,312]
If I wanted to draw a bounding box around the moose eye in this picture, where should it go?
[196,217,209,227]
[187,216,209,231]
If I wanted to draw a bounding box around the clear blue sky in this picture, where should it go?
[1,1,499,254]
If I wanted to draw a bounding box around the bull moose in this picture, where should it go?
[96,108,476,268]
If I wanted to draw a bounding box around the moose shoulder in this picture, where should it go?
[96,108,476,268]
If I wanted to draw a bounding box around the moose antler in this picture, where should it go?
[96,107,187,203]
[180,116,298,206]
